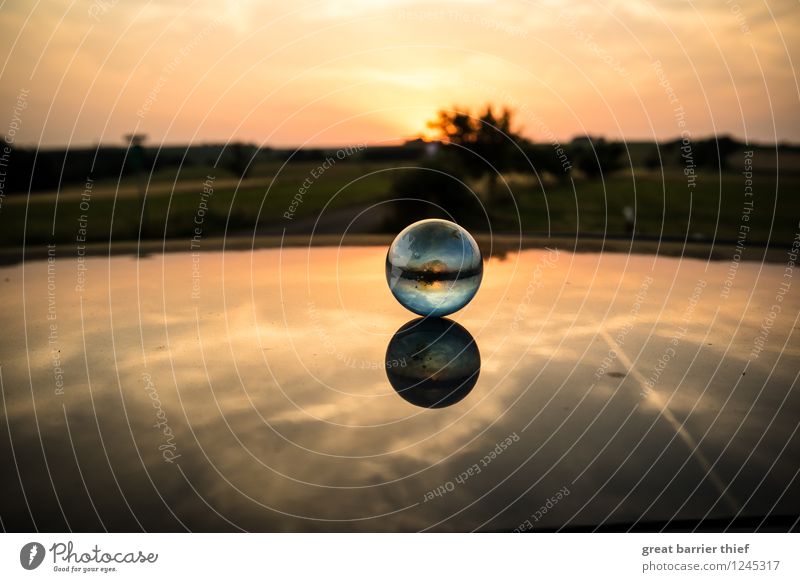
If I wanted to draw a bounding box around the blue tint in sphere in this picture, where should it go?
[385,219,483,317]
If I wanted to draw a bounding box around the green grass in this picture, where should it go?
[2,161,799,248]
[0,162,395,246]
[494,170,800,244]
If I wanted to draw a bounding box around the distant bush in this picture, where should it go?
[384,164,487,231]
[569,136,625,178]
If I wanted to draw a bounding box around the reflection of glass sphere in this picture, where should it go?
[385,318,480,409]
[386,219,483,317]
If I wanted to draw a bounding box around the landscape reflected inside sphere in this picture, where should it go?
[385,318,481,409]
[385,219,483,317]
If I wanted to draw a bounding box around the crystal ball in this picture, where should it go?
[385,317,480,408]
[385,219,483,317]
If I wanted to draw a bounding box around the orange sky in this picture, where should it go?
[1,0,798,148]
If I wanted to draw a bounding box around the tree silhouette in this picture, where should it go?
[427,105,523,204]
[227,142,254,180]
[570,136,624,178]
[691,135,741,170]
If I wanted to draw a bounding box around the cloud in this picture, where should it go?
[0,0,798,145]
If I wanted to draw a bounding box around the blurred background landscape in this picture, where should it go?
[1,127,798,248]
[1,1,798,255]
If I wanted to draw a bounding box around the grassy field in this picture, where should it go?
[1,159,799,248]
[494,170,800,244]
[0,161,395,246]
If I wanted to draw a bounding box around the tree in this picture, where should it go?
[227,142,254,180]
[570,136,624,178]
[521,143,573,183]
[427,105,524,204]
[691,135,741,170]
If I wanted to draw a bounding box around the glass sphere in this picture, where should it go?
[385,318,480,408]
[385,219,483,317]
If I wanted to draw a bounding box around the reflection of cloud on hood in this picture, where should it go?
[2,246,799,530]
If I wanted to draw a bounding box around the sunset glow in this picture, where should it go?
[1,0,798,147]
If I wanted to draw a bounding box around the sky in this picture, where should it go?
[0,0,798,148]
